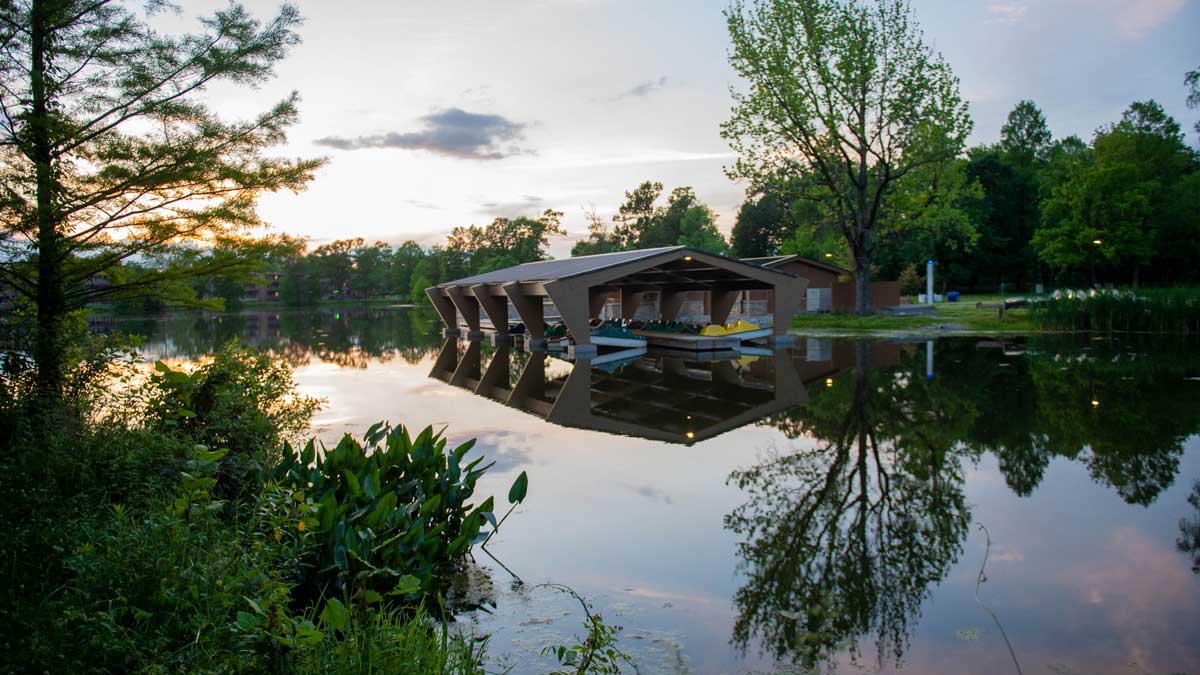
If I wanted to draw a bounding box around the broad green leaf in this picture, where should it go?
[508,471,528,504]
[320,598,349,632]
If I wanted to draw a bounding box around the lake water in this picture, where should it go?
[104,306,1200,674]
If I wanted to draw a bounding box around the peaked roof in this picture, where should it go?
[743,254,848,275]
[437,246,685,287]
[437,246,807,288]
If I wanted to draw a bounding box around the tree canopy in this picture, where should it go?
[0,0,320,402]
[722,0,971,313]
[1034,100,1199,284]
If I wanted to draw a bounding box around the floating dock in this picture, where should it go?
[631,327,772,351]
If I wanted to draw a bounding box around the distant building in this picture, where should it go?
[243,272,281,302]
[743,255,900,313]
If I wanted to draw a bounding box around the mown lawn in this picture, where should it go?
[790,294,1038,334]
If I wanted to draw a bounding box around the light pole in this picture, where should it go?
[1089,239,1102,287]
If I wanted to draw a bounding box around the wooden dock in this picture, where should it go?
[631,328,772,351]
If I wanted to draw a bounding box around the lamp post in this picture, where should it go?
[1089,239,1102,287]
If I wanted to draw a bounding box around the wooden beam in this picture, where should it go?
[445,286,481,335]
[471,284,510,339]
[503,282,545,342]
[711,289,740,325]
[425,287,459,333]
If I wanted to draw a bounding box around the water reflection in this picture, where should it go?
[728,336,1200,670]
[727,341,972,669]
[96,306,443,366]
[428,339,819,444]
[98,309,1200,671]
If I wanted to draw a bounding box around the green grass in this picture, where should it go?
[790,294,1037,334]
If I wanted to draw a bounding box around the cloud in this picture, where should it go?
[985,1,1027,24]
[1112,0,1185,40]
[477,195,546,218]
[402,199,444,210]
[315,108,531,160]
[623,482,673,505]
[620,76,670,98]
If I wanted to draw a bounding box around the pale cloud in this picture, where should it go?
[1112,0,1187,40]
[620,76,670,99]
[509,148,735,171]
[985,1,1028,24]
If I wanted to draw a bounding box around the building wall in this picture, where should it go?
[769,260,843,289]
[831,281,901,311]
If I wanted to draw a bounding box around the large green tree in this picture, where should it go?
[729,189,794,258]
[1034,101,1196,285]
[446,209,566,273]
[1186,66,1199,139]
[722,0,971,313]
[0,0,320,405]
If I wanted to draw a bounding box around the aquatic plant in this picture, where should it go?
[538,584,639,675]
[274,422,526,604]
[1029,287,1200,333]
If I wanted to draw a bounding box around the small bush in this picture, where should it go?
[144,342,322,458]
[140,343,322,500]
[898,263,924,296]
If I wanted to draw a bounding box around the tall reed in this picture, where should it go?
[1029,287,1200,334]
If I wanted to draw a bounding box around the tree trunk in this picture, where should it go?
[854,256,872,315]
[31,0,67,411]
[1131,264,1139,290]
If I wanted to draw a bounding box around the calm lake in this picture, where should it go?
[101,306,1200,674]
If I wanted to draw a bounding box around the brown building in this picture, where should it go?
[742,255,900,313]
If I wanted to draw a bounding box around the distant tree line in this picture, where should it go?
[155,209,569,308]
[571,182,728,257]
[728,96,1200,293]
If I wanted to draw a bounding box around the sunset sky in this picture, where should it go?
[182,0,1199,257]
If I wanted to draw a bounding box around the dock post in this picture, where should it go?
[503,282,546,350]
[425,287,460,336]
[471,284,510,342]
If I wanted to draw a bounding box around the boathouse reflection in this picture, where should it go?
[428,337,885,444]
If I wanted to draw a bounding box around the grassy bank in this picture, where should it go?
[790,294,1037,335]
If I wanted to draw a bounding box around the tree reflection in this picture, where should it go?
[1179,480,1200,574]
[114,307,444,367]
[1025,337,1200,505]
[733,337,1200,667]
[728,342,972,669]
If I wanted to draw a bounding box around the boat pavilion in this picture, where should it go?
[425,246,809,355]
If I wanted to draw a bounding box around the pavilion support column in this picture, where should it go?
[446,286,482,338]
[588,288,610,320]
[471,284,510,341]
[475,345,510,397]
[503,282,545,349]
[710,289,740,325]
[659,289,685,321]
[769,278,808,345]
[507,350,546,410]
[621,288,645,320]
[425,287,459,335]
[428,338,459,382]
[449,340,482,388]
[544,280,595,357]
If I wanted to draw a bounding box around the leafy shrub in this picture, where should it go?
[898,263,924,296]
[274,422,528,604]
[145,342,321,456]
[291,604,486,675]
[31,446,304,674]
[143,342,322,499]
